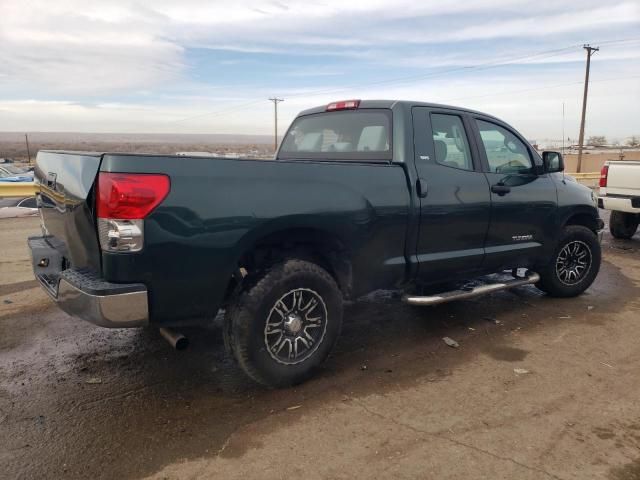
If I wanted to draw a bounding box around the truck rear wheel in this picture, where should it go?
[609,211,639,239]
[536,225,601,298]
[224,259,343,388]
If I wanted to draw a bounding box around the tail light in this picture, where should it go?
[599,164,609,188]
[326,100,360,111]
[96,173,170,252]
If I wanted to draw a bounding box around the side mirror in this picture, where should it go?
[542,151,564,173]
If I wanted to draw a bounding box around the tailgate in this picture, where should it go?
[605,161,640,196]
[35,151,103,272]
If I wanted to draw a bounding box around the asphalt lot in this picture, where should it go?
[1,215,640,480]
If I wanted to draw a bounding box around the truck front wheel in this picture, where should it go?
[609,211,639,239]
[224,259,343,388]
[536,225,601,298]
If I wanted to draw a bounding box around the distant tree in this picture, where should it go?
[627,136,640,147]
[587,135,607,146]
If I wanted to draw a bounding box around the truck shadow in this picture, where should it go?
[3,252,638,479]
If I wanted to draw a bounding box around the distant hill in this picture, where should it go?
[0,132,273,144]
[0,132,275,161]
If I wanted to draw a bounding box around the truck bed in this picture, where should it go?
[34,151,411,325]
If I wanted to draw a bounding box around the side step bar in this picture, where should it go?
[402,271,540,306]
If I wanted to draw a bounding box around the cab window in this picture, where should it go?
[476,120,533,174]
[279,110,391,161]
[430,114,473,171]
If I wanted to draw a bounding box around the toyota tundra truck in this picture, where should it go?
[598,160,640,239]
[29,100,604,387]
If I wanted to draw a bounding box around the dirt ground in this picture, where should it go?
[1,214,640,480]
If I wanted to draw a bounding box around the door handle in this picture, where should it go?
[491,184,511,196]
[417,178,428,198]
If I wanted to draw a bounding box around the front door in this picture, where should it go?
[412,107,491,282]
[470,117,557,270]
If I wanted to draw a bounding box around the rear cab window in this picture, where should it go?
[430,113,473,171]
[278,109,392,161]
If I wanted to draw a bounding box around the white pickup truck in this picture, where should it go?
[599,160,640,239]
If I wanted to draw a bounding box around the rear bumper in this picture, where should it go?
[28,236,149,328]
[55,275,149,328]
[598,194,640,214]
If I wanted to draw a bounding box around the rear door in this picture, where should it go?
[470,117,557,270]
[412,107,491,282]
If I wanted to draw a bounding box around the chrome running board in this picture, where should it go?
[402,271,540,306]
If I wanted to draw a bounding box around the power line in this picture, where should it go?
[282,45,582,100]
[167,37,640,124]
[593,36,640,46]
[443,73,640,103]
[170,99,265,124]
[168,44,582,123]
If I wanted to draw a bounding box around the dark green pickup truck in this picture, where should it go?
[29,100,603,387]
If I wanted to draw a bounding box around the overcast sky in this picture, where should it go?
[1,0,639,140]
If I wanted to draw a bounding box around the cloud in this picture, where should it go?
[446,2,639,42]
[2,67,637,139]
[0,0,638,137]
[0,6,182,96]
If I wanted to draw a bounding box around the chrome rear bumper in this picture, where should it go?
[28,236,149,328]
[56,278,149,328]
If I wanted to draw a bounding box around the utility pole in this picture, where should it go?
[25,133,32,164]
[268,97,284,153]
[576,44,599,173]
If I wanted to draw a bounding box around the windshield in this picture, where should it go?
[278,109,392,161]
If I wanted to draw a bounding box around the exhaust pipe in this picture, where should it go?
[159,327,189,350]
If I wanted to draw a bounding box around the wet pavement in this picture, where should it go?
[2,216,640,479]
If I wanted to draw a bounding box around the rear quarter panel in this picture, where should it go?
[99,155,410,325]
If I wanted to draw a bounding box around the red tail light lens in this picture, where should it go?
[326,99,360,111]
[97,173,170,219]
[599,165,609,188]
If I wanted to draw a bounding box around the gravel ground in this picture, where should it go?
[1,214,640,480]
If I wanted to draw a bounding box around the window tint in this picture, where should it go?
[279,110,391,161]
[476,120,533,174]
[430,114,473,171]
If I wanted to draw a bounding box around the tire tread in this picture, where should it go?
[224,259,342,387]
[536,225,601,298]
[609,211,639,239]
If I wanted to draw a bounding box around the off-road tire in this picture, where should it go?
[224,259,343,388]
[536,225,601,298]
[609,210,639,239]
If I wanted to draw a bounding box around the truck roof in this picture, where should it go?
[298,100,501,121]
